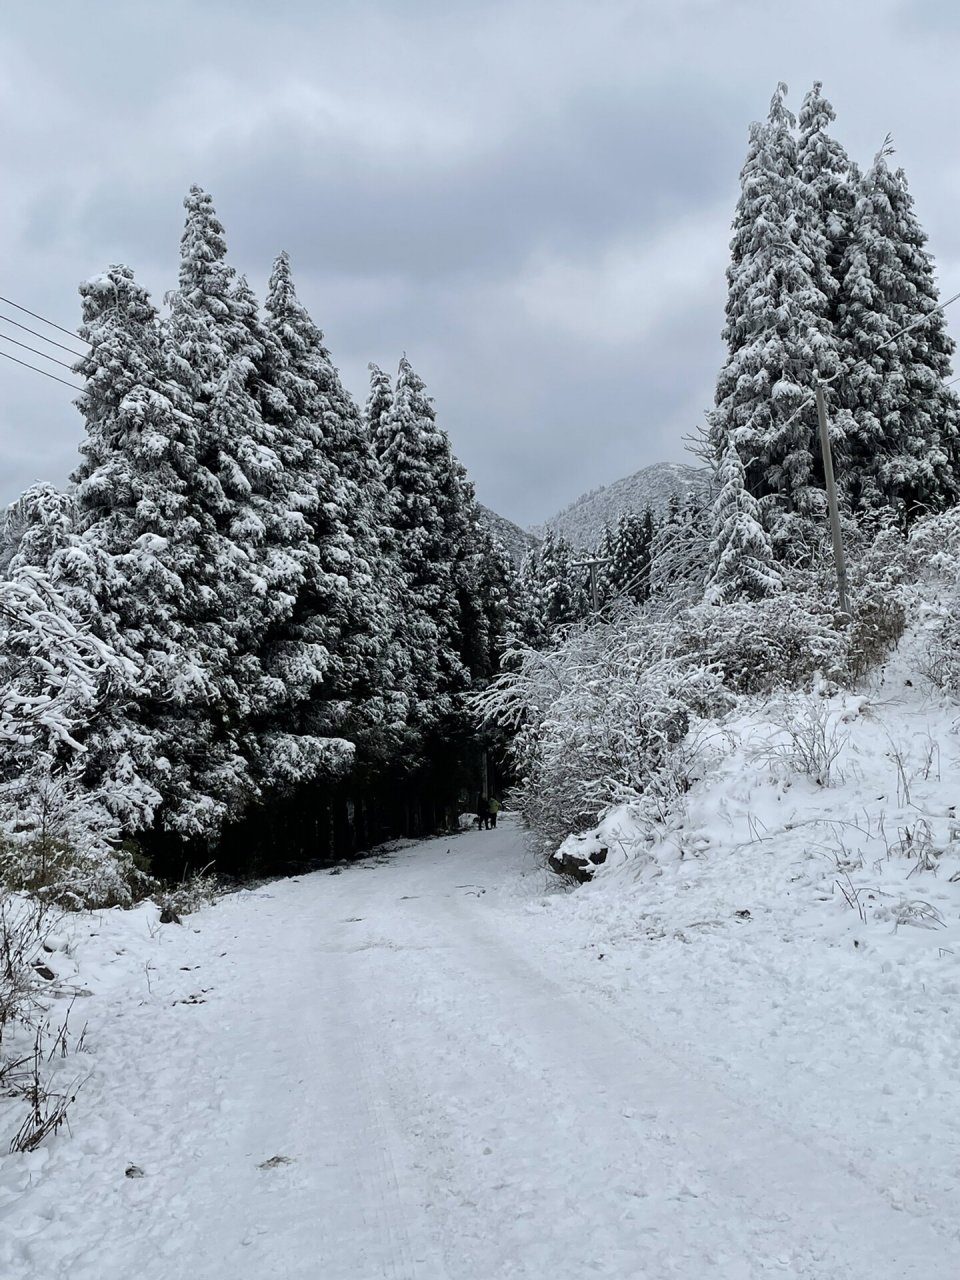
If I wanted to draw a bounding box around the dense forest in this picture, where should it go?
[2,81,960,905]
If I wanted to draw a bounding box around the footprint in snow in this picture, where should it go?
[258,1155,295,1170]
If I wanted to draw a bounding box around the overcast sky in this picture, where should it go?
[1,0,958,527]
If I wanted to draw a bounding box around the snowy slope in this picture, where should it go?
[478,504,539,566]
[535,460,708,549]
[4,796,960,1276]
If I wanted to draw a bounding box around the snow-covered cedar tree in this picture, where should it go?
[513,527,588,646]
[596,510,655,606]
[376,355,473,728]
[159,191,354,833]
[797,82,856,313]
[246,253,383,775]
[710,83,841,541]
[70,260,235,840]
[593,525,617,607]
[366,362,394,458]
[705,440,782,604]
[836,144,960,522]
[458,515,517,683]
[0,484,75,577]
[475,611,732,858]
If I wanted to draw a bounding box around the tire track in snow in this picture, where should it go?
[398,887,960,1278]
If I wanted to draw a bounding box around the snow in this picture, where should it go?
[533,461,707,551]
[5,728,960,1280]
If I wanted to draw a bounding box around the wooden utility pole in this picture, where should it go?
[572,557,612,613]
[814,380,849,618]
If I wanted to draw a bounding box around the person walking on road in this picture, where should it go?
[476,792,489,831]
[487,796,501,829]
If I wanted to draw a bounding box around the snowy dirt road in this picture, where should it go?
[4,816,960,1279]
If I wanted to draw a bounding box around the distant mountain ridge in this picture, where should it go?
[478,504,540,567]
[534,461,709,550]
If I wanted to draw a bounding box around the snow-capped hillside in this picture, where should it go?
[478,504,539,566]
[536,461,708,549]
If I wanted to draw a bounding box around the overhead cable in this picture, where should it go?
[0,347,79,390]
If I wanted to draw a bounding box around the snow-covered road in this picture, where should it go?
[4,816,960,1279]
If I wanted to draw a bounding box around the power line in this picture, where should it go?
[0,348,79,390]
[0,312,86,359]
[0,293,85,343]
[0,331,77,372]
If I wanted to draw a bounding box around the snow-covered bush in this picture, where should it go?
[0,565,144,908]
[676,591,845,694]
[475,609,732,857]
[905,508,960,694]
[157,863,219,919]
[844,520,909,680]
[0,895,49,1048]
[0,760,147,909]
[757,692,849,787]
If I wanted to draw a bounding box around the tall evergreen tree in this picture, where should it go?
[710,83,840,537]
[593,524,617,607]
[515,528,588,644]
[67,265,205,834]
[648,494,712,604]
[366,363,394,458]
[603,509,655,605]
[457,515,516,683]
[0,484,76,577]
[260,253,396,749]
[836,145,960,521]
[377,356,472,724]
[797,82,856,307]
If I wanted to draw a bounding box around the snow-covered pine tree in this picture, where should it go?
[515,527,588,643]
[797,82,856,311]
[710,83,841,545]
[593,524,617,607]
[705,439,782,603]
[606,509,655,605]
[260,252,397,754]
[377,356,472,726]
[836,144,960,522]
[66,264,210,836]
[366,363,394,459]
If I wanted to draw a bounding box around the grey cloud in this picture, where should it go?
[1,0,958,528]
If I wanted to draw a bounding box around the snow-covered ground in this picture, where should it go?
[4,695,960,1279]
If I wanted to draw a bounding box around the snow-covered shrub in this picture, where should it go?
[0,893,57,1093]
[900,507,960,694]
[475,609,732,858]
[158,863,219,919]
[0,892,89,1153]
[756,692,848,787]
[0,760,148,909]
[676,591,845,694]
[0,565,145,908]
[0,896,47,1037]
[844,520,909,680]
